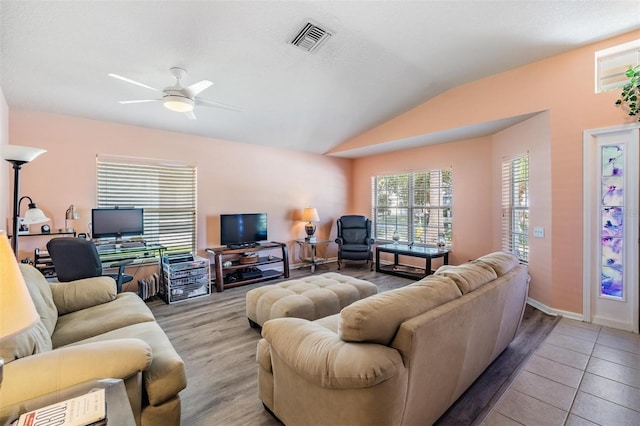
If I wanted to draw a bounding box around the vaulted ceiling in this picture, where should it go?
[1,1,638,156]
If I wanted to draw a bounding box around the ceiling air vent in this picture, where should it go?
[290,22,332,52]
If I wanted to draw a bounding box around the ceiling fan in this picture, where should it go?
[108,67,241,120]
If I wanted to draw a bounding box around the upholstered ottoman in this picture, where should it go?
[246,272,378,328]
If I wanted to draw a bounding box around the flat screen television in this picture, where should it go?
[220,213,268,248]
[92,207,144,242]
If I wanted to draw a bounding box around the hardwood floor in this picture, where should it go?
[147,263,558,426]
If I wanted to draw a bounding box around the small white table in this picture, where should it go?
[295,239,333,273]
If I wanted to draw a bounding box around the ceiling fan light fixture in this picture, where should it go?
[163,95,194,113]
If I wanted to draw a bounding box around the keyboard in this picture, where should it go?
[120,241,146,249]
[96,244,116,252]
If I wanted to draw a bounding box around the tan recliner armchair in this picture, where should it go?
[0,264,187,426]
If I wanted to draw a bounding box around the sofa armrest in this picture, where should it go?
[0,338,151,408]
[50,277,117,315]
[262,318,404,389]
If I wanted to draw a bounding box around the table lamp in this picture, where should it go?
[0,231,39,386]
[65,204,80,232]
[302,207,320,242]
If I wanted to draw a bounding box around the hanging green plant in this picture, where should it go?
[615,65,640,120]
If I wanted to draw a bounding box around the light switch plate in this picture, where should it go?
[533,227,544,238]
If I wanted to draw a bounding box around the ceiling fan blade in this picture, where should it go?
[197,97,242,112]
[185,80,213,97]
[108,73,162,93]
[118,99,160,104]
[185,110,197,120]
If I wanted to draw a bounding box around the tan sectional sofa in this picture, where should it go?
[0,264,186,426]
[257,251,529,425]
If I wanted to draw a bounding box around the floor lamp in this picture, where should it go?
[0,145,47,255]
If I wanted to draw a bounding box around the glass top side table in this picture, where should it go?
[294,239,333,273]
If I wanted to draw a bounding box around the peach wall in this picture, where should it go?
[346,30,640,315]
[7,110,351,275]
[352,136,494,266]
[492,112,552,304]
[0,88,8,233]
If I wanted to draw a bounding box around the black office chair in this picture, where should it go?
[335,215,375,270]
[46,238,134,293]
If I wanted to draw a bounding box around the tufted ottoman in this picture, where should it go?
[246,272,378,328]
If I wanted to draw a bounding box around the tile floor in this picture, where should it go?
[481,318,640,426]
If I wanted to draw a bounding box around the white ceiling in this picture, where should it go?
[1,1,638,157]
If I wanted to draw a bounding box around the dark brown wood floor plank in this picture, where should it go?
[147,263,557,426]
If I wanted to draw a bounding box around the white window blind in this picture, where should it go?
[96,155,197,253]
[596,39,640,93]
[501,154,529,262]
[371,169,452,245]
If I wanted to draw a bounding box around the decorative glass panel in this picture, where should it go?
[600,145,624,298]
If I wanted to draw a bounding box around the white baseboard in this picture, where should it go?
[526,297,583,321]
[592,316,637,332]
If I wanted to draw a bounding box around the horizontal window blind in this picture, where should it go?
[372,169,452,245]
[501,154,529,262]
[96,155,197,253]
[596,40,640,93]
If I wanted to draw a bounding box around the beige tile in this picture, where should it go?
[553,322,600,343]
[535,342,590,370]
[592,343,640,371]
[480,411,524,426]
[493,389,567,426]
[511,370,577,410]
[597,330,640,355]
[545,332,595,355]
[586,357,640,388]
[580,372,640,412]
[570,391,640,426]
[525,355,584,388]
[558,318,601,332]
[564,414,600,426]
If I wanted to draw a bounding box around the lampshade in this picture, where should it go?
[163,95,194,112]
[302,208,320,222]
[20,198,49,225]
[65,204,80,220]
[0,145,46,163]
[0,232,38,340]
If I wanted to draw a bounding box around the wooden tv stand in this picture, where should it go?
[206,241,289,292]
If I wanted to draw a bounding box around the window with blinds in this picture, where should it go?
[371,169,452,245]
[595,39,640,93]
[96,155,197,253]
[501,154,529,262]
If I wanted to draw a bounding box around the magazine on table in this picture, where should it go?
[13,388,106,426]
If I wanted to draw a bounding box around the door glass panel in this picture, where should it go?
[600,145,624,298]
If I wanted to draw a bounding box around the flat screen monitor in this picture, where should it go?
[92,207,144,241]
[220,213,267,247]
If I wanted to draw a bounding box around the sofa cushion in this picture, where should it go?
[50,277,117,315]
[339,275,461,345]
[0,319,52,363]
[434,262,497,294]
[52,292,155,348]
[476,251,520,276]
[19,264,58,335]
[67,321,187,407]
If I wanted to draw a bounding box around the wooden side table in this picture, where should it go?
[376,243,449,280]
